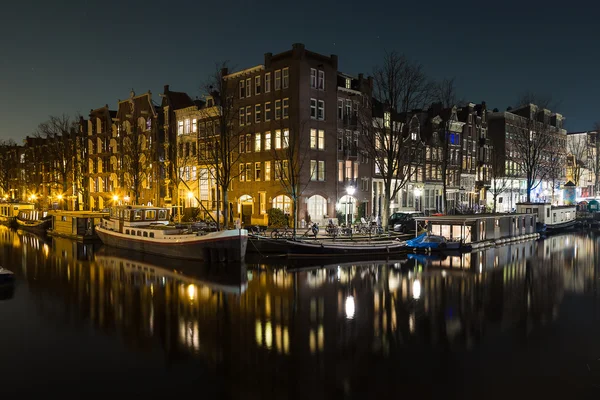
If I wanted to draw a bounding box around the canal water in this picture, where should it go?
[1,226,600,398]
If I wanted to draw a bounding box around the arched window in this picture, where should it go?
[272,195,292,214]
[307,195,327,220]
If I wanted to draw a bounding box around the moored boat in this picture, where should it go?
[15,209,52,233]
[96,205,248,262]
[249,235,406,258]
[516,203,576,232]
[0,267,15,283]
[0,202,35,227]
[405,233,465,252]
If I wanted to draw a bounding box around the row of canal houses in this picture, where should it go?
[5,43,496,225]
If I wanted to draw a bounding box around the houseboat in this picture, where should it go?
[15,209,52,233]
[96,205,248,262]
[0,202,34,226]
[413,213,539,250]
[47,211,108,241]
[516,203,577,232]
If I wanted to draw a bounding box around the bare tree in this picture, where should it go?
[566,134,589,186]
[431,77,463,213]
[515,92,560,111]
[545,137,566,204]
[121,118,149,205]
[509,114,559,202]
[0,140,19,197]
[269,120,311,238]
[34,114,80,208]
[197,63,244,229]
[488,149,514,213]
[590,124,600,196]
[358,51,431,225]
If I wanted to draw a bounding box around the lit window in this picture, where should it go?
[177,121,183,135]
[384,112,390,128]
[255,133,261,152]
[345,78,351,89]
[192,119,197,133]
[275,130,282,149]
[264,161,271,181]
[264,132,271,151]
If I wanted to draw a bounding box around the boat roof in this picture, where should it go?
[413,213,532,222]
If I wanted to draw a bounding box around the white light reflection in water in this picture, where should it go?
[345,296,355,319]
[412,280,421,300]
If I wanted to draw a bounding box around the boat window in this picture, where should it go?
[137,231,142,236]
[158,210,167,220]
[126,229,130,234]
[134,210,142,220]
[145,210,156,220]
[143,231,148,237]
[150,232,154,238]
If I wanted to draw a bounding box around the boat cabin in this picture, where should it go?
[0,202,34,222]
[413,213,537,245]
[48,211,109,241]
[108,205,171,226]
[516,203,576,227]
[17,209,49,221]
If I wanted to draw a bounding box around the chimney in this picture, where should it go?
[292,43,305,59]
[220,67,228,77]
[164,84,169,93]
[264,52,273,68]
[330,55,338,70]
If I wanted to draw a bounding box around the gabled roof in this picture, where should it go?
[166,90,194,110]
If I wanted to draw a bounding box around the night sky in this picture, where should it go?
[1,0,597,141]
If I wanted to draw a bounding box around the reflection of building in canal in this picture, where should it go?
[5,225,598,398]
[540,233,597,294]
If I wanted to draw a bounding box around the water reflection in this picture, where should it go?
[2,225,600,397]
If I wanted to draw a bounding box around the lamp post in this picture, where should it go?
[414,188,422,211]
[346,186,355,226]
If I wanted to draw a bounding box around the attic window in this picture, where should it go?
[345,78,351,89]
[207,98,214,107]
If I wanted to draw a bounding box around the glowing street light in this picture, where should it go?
[346,186,355,226]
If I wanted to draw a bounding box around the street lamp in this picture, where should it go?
[414,188,422,211]
[346,186,355,226]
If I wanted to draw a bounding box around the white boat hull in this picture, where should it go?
[96,225,247,262]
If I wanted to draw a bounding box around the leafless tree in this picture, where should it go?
[488,149,514,213]
[591,124,600,196]
[0,139,19,196]
[197,62,244,229]
[358,51,431,225]
[566,133,589,186]
[268,120,311,238]
[431,77,463,213]
[34,114,82,209]
[508,114,560,202]
[545,137,567,204]
[120,117,151,205]
[515,91,560,111]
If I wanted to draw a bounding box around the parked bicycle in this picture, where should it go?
[270,226,294,239]
[302,222,320,238]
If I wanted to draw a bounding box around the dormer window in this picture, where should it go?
[207,98,214,107]
[345,78,351,89]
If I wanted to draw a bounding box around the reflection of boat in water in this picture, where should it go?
[15,209,52,233]
[93,246,248,295]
